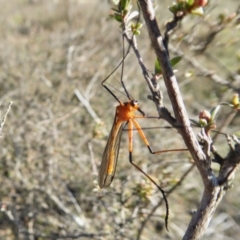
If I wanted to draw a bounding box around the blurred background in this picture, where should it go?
[0,0,239,239]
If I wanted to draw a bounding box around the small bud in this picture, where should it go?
[199,118,208,127]
[199,110,211,122]
[231,94,239,107]
[193,0,208,7]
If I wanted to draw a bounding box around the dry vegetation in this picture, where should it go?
[0,0,239,239]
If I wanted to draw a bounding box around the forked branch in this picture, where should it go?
[138,0,210,187]
[138,0,240,239]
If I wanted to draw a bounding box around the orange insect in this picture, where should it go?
[98,94,145,188]
[98,84,184,188]
[98,69,187,229]
[98,16,187,226]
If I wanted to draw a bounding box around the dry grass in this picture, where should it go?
[0,0,239,239]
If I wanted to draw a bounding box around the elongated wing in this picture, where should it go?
[98,116,124,188]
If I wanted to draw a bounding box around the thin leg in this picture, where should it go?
[132,119,187,154]
[101,36,132,102]
[128,120,133,154]
[120,33,131,100]
[101,84,122,104]
[128,150,169,230]
[128,119,169,230]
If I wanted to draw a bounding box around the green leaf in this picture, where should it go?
[187,0,194,5]
[111,7,120,13]
[133,29,141,35]
[190,119,201,127]
[154,56,181,75]
[114,13,123,22]
[154,59,162,75]
[169,4,178,14]
[120,0,131,11]
[170,56,182,67]
[220,102,234,107]
[210,105,221,122]
[135,22,142,29]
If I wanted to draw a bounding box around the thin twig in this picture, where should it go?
[88,142,98,176]
[168,44,239,92]
[138,0,211,185]
[75,89,102,124]
[0,101,13,136]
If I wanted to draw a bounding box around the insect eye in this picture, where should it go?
[131,100,138,106]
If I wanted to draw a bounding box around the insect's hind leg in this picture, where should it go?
[128,140,169,230]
